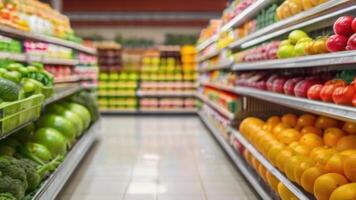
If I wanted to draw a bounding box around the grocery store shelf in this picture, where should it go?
[137,91,196,97]
[0,52,26,61]
[196,93,234,120]
[0,25,97,55]
[230,128,313,200]
[221,0,272,33]
[200,82,235,93]
[101,108,197,115]
[198,59,233,72]
[44,84,83,106]
[229,0,351,50]
[197,49,220,63]
[0,52,79,65]
[234,86,356,122]
[239,4,356,49]
[196,34,219,52]
[98,93,136,97]
[0,120,37,141]
[198,111,273,200]
[54,76,81,84]
[232,51,356,71]
[32,120,99,200]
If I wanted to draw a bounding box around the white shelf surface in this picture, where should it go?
[196,34,219,52]
[0,52,79,65]
[137,91,196,97]
[197,49,220,63]
[232,51,356,71]
[0,25,97,55]
[198,59,234,72]
[234,86,356,122]
[32,120,99,200]
[198,111,273,200]
[230,128,314,200]
[196,93,234,120]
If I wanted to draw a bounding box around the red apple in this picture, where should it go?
[294,79,321,98]
[272,76,289,93]
[283,77,304,95]
[352,18,356,33]
[266,74,279,91]
[334,16,354,37]
[326,34,348,52]
[346,33,356,50]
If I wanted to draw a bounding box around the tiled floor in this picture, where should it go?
[57,116,259,200]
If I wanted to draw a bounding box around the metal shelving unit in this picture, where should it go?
[32,120,99,200]
[232,51,356,71]
[101,109,197,115]
[198,60,234,72]
[229,0,351,50]
[234,86,356,123]
[0,25,97,55]
[196,93,234,120]
[230,128,313,200]
[44,84,83,106]
[196,34,218,52]
[198,111,273,200]
[137,91,196,97]
[196,49,220,63]
[0,52,79,65]
[200,82,235,93]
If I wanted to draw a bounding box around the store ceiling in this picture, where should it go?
[62,0,227,27]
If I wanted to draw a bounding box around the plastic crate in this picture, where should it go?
[0,104,41,136]
[0,94,44,118]
[41,86,54,98]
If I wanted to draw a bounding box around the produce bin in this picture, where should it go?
[0,94,44,118]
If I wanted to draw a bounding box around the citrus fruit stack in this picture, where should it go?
[239,113,356,200]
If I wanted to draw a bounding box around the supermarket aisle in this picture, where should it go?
[58,116,259,200]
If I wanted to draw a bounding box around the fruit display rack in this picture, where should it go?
[32,120,99,200]
[196,0,356,200]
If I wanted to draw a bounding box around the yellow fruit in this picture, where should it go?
[330,183,356,200]
[240,117,264,138]
[314,173,349,200]
[267,116,281,126]
[297,114,316,127]
[301,166,325,193]
[292,144,311,156]
[301,126,322,136]
[266,171,280,192]
[300,133,324,149]
[273,123,291,137]
[284,155,304,181]
[312,39,328,54]
[278,182,298,200]
[301,0,314,10]
[294,158,314,185]
[278,128,301,145]
[324,128,346,147]
[288,0,303,15]
[281,3,292,19]
[325,154,345,175]
[258,164,267,181]
[276,149,295,171]
[313,148,336,167]
[336,136,356,151]
[267,145,285,166]
[343,154,356,182]
[282,113,298,127]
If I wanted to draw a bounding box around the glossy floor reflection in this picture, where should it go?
[57,116,259,200]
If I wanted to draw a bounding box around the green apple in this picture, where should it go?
[288,30,309,45]
[280,40,292,47]
[277,44,295,59]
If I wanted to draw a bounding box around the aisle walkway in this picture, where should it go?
[58,116,259,200]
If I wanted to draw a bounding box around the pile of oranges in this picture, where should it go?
[240,113,356,200]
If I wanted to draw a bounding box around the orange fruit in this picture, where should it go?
[292,144,311,156]
[329,183,356,200]
[301,166,326,193]
[267,116,281,126]
[260,138,280,157]
[310,146,330,158]
[240,117,264,137]
[288,141,299,149]
[273,123,291,137]
[294,158,314,185]
[297,114,316,127]
[281,113,298,127]
[336,135,356,151]
[302,0,314,10]
[300,133,324,149]
[262,123,274,132]
[284,155,304,182]
[301,126,322,136]
[277,128,301,145]
[277,182,298,200]
[251,156,260,170]
[325,154,344,174]
[267,145,285,166]
[343,154,356,182]
[324,128,346,147]
[276,149,295,171]
[258,164,267,181]
[314,173,349,200]
[266,171,280,192]
[315,116,339,129]
[342,121,356,135]
[313,148,337,166]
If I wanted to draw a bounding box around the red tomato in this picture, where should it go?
[353,93,356,107]
[320,80,347,102]
[307,84,323,100]
[332,85,356,105]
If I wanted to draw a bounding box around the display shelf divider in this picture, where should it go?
[234,86,356,122]
[32,120,99,200]
[196,93,234,120]
[196,34,219,52]
[198,111,273,200]
[197,49,220,63]
[230,128,314,200]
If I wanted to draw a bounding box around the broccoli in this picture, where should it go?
[0,157,27,189]
[0,175,26,200]
[0,193,16,200]
[15,159,40,192]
